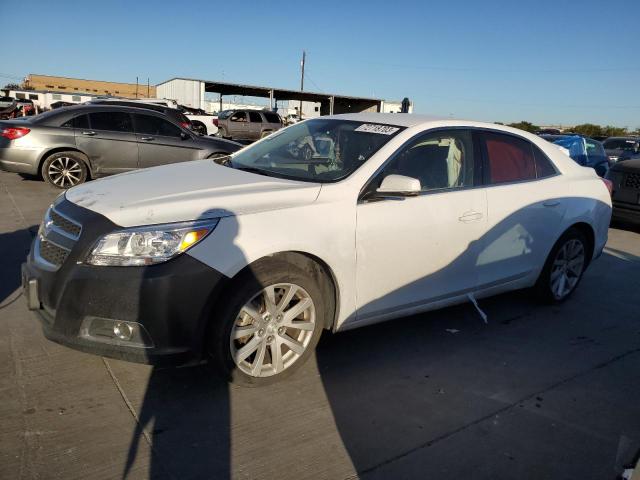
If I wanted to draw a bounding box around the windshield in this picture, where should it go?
[603,139,638,151]
[218,110,234,119]
[229,119,404,182]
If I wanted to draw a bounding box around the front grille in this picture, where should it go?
[38,238,69,266]
[49,208,82,238]
[35,205,83,270]
[624,172,640,190]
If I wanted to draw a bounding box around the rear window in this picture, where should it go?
[482,132,536,184]
[248,111,262,123]
[263,112,281,124]
[135,114,182,137]
[603,138,638,151]
[61,114,89,129]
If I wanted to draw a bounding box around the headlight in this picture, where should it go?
[86,219,218,266]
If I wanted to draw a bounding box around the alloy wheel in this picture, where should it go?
[550,238,585,300]
[48,157,83,188]
[230,283,316,378]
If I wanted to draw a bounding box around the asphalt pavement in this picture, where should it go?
[1,169,639,480]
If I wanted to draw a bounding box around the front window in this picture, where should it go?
[228,119,404,182]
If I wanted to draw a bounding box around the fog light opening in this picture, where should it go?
[113,322,134,341]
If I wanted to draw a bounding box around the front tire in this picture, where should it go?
[42,151,88,189]
[210,260,324,386]
[535,228,588,303]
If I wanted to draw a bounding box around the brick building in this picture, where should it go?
[25,74,156,99]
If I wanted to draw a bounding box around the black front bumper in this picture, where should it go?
[23,199,229,366]
[611,201,640,224]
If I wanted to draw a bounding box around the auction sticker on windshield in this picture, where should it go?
[355,124,400,135]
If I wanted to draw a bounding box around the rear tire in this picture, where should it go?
[535,228,588,303]
[209,259,325,386]
[217,127,229,139]
[42,151,89,189]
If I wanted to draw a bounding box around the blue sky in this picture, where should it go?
[2,0,639,128]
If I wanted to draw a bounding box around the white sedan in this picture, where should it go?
[25,113,612,385]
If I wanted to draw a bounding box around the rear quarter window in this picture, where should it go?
[263,112,282,124]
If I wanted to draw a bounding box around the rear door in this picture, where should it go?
[262,112,282,135]
[476,131,566,287]
[247,111,263,140]
[76,111,138,175]
[134,113,199,168]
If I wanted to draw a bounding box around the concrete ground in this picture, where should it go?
[1,169,639,480]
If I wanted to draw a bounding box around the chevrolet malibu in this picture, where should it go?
[22,114,612,385]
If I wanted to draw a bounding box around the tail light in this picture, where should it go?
[1,127,30,140]
[212,118,218,127]
[601,178,613,196]
[180,122,191,129]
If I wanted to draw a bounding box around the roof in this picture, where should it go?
[326,112,445,127]
[158,77,383,103]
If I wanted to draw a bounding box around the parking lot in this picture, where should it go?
[1,168,639,479]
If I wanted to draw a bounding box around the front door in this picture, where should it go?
[355,129,487,322]
[76,111,138,175]
[228,111,249,139]
[134,113,198,168]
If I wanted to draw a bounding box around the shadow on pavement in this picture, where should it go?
[0,225,37,304]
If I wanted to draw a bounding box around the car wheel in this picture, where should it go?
[210,259,324,386]
[536,228,588,303]
[260,130,272,139]
[42,151,89,189]
[217,127,228,139]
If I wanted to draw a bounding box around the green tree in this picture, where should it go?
[507,121,539,133]
[602,125,628,137]
[571,123,603,137]
[3,83,20,90]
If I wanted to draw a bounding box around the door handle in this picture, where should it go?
[543,201,560,207]
[141,136,154,141]
[81,131,96,136]
[458,211,483,223]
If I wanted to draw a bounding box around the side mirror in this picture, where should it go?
[376,174,421,196]
[180,132,190,140]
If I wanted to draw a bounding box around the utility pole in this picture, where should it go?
[135,76,138,99]
[147,77,150,98]
[299,50,305,120]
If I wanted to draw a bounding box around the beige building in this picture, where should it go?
[25,74,156,99]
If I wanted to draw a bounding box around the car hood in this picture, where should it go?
[65,160,321,227]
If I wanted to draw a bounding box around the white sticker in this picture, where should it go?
[355,124,400,135]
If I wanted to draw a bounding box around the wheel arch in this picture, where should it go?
[568,221,595,265]
[211,250,339,332]
[38,147,92,178]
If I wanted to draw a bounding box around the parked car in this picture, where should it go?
[541,134,609,177]
[216,109,282,141]
[0,104,241,188]
[602,136,639,164]
[95,98,220,136]
[87,99,192,131]
[15,98,36,116]
[605,157,640,223]
[21,114,612,385]
[50,101,76,109]
[0,96,18,118]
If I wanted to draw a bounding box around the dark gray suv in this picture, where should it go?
[0,105,241,188]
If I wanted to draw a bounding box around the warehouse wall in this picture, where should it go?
[156,79,204,109]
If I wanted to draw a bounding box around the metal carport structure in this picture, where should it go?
[158,77,383,115]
